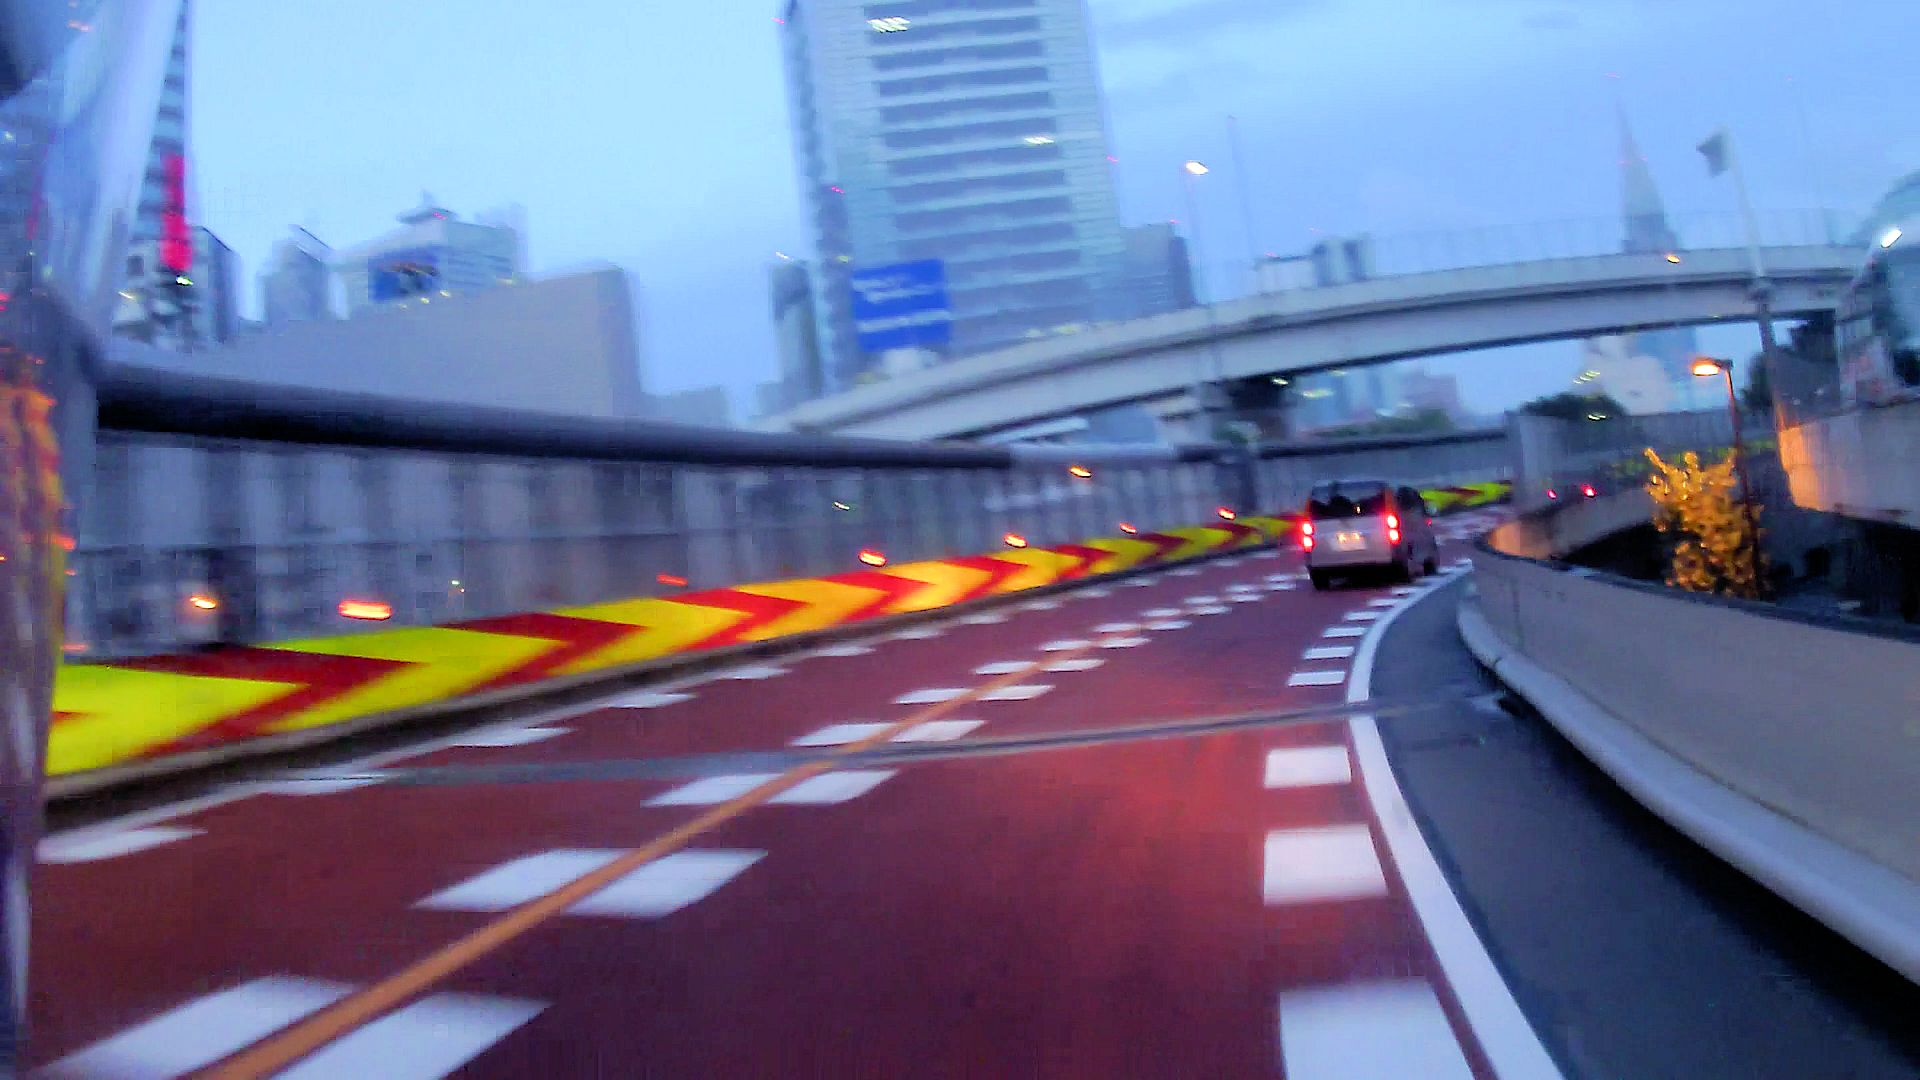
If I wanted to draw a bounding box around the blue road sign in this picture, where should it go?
[369,247,442,302]
[849,259,951,353]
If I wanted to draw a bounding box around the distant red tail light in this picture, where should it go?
[1582,484,1598,498]
[1300,520,1315,551]
[857,548,887,567]
[1002,532,1029,549]
[1216,506,1236,521]
[656,573,688,587]
[1385,512,1401,545]
[1118,522,1139,535]
[338,599,394,621]
[1547,488,1559,500]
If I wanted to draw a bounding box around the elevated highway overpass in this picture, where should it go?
[770,242,1860,440]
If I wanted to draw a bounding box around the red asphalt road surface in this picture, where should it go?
[31,515,1509,1078]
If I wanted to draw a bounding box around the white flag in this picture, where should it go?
[1697,130,1731,177]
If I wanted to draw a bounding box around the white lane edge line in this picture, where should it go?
[1344,574,1565,1080]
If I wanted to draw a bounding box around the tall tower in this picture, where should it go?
[1586,111,1701,410]
[127,1,191,276]
[779,0,1128,391]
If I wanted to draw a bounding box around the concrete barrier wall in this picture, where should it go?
[1472,546,1920,883]
[1472,506,1920,979]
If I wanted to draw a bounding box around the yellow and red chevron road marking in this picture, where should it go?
[47,483,1508,777]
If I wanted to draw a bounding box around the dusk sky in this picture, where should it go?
[187,0,1916,417]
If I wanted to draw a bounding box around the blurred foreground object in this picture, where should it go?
[0,0,185,1065]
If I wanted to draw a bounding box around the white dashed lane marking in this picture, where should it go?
[1099,636,1148,648]
[1142,608,1182,618]
[1043,657,1104,673]
[1146,620,1191,631]
[811,643,874,657]
[448,726,568,748]
[1343,610,1382,622]
[772,770,895,804]
[1263,825,1388,904]
[718,665,787,681]
[973,661,1031,676]
[893,719,983,742]
[1322,625,1367,639]
[39,826,200,865]
[1184,596,1220,604]
[1263,745,1353,788]
[894,687,968,705]
[1302,645,1355,661]
[1286,670,1347,687]
[648,774,779,806]
[1189,605,1231,616]
[980,684,1052,701]
[1021,599,1061,611]
[44,977,354,1079]
[791,723,892,747]
[1278,980,1474,1080]
[1041,639,1091,652]
[1365,598,1400,608]
[277,991,547,1080]
[1093,622,1139,634]
[958,612,1008,625]
[418,849,764,916]
[258,772,384,796]
[605,690,693,709]
[888,626,944,640]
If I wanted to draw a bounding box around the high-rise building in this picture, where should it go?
[1120,223,1195,318]
[190,226,238,345]
[334,194,521,317]
[260,230,332,326]
[1586,112,1699,411]
[127,0,191,280]
[780,0,1127,391]
[768,256,825,410]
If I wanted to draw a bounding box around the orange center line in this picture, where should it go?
[193,645,1094,1079]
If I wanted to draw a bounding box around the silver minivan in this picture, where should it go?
[1300,480,1441,589]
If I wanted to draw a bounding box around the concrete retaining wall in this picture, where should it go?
[1470,509,1920,981]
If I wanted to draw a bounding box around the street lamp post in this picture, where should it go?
[1698,128,1786,428]
[1182,160,1228,440]
[1693,356,1765,596]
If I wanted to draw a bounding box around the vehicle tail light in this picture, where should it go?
[1002,532,1029,549]
[1300,520,1314,551]
[857,548,887,567]
[1547,488,1559,500]
[1582,484,1597,498]
[1385,512,1401,545]
[1118,521,1138,535]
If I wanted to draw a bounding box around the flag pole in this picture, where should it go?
[1703,128,1784,427]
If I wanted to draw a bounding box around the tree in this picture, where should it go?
[1519,390,1627,423]
[1644,448,1765,599]
[1740,353,1772,413]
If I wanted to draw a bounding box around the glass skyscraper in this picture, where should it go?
[779,0,1127,392]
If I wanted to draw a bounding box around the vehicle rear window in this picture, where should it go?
[1308,482,1389,518]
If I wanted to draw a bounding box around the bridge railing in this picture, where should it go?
[851,208,1859,398]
